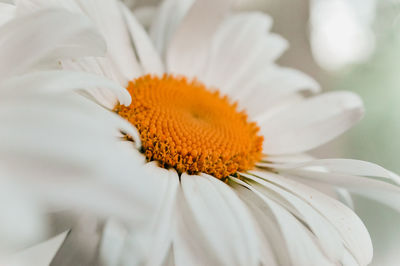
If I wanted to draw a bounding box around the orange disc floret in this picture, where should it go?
[115,74,263,179]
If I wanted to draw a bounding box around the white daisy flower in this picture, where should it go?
[5,0,400,265]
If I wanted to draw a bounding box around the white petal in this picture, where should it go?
[119,2,164,75]
[341,249,360,266]
[202,13,288,93]
[281,165,400,213]
[0,70,131,106]
[61,57,128,107]
[239,173,346,263]
[201,13,272,87]
[260,91,364,155]
[50,217,100,266]
[149,0,194,57]
[141,165,178,266]
[336,188,355,209]
[132,6,156,29]
[261,153,315,164]
[234,67,320,118]
[76,0,142,81]
[116,163,179,266]
[175,173,259,266]
[1,232,68,266]
[249,170,373,265]
[0,8,105,79]
[231,177,334,266]
[98,219,128,266]
[15,0,83,15]
[0,94,154,223]
[0,94,121,164]
[166,0,232,79]
[265,158,400,185]
[0,2,15,26]
[0,175,46,253]
[265,158,400,207]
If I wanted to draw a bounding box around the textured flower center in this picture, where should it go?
[115,74,263,179]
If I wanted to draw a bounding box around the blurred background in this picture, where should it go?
[131,0,400,265]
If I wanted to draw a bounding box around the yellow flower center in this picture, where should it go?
[115,74,263,179]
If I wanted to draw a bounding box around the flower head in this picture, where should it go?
[3,0,400,265]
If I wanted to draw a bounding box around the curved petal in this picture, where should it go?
[235,67,320,118]
[166,0,232,79]
[98,219,127,266]
[0,174,46,253]
[248,170,373,265]
[1,232,68,266]
[50,217,101,266]
[261,153,315,164]
[0,8,106,79]
[15,0,143,83]
[175,173,260,266]
[75,0,142,81]
[230,177,334,266]
[264,158,399,184]
[238,173,347,264]
[132,6,156,30]
[105,163,179,266]
[259,91,364,155]
[276,159,400,213]
[149,0,194,57]
[0,2,15,26]
[139,164,179,266]
[0,70,131,106]
[201,13,288,94]
[119,2,164,76]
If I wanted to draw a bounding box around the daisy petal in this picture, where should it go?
[249,170,373,265]
[202,13,288,93]
[0,8,105,79]
[50,217,101,266]
[0,174,46,253]
[276,160,400,213]
[149,0,194,57]
[98,219,127,266]
[231,177,334,266]
[0,2,15,26]
[76,0,142,81]
[138,164,179,266]
[259,91,364,155]
[238,173,346,263]
[1,232,68,266]
[264,158,399,184]
[261,153,315,164]
[235,67,320,118]
[175,173,259,266]
[119,2,164,75]
[201,13,272,85]
[132,6,157,29]
[0,70,131,106]
[166,0,232,78]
